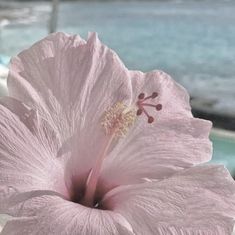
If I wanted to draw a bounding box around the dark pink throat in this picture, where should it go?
[70,172,112,210]
[69,92,162,209]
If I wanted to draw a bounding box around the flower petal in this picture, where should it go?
[0,96,61,156]
[1,195,134,235]
[98,70,212,190]
[103,165,235,235]
[100,117,212,191]
[7,32,133,177]
[0,103,68,208]
[130,70,192,119]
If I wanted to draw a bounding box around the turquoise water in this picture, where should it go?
[0,1,235,173]
[211,134,235,176]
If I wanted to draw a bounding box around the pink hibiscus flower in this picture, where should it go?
[0,32,235,234]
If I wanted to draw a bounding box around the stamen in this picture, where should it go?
[101,102,136,138]
[136,109,143,116]
[82,102,136,207]
[136,91,162,123]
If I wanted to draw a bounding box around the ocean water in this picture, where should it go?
[212,133,235,176]
[1,1,235,111]
[0,0,235,172]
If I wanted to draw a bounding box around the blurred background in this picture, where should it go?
[0,0,235,175]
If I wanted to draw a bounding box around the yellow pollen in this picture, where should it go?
[101,102,136,137]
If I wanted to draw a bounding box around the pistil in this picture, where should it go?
[81,93,162,207]
[81,132,115,207]
[81,102,136,207]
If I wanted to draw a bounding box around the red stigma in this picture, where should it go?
[138,93,145,99]
[156,104,162,111]
[151,92,158,98]
[136,91,162,123]
[148,116,154,123]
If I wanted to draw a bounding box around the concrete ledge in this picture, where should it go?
[191,98,235,131]
[211,128,235,140]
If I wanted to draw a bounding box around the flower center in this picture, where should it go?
[81,102,136,207]
[81,93,162,208]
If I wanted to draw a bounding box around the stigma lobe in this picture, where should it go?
[136,92,162,123]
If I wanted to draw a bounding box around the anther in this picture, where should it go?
[101,102,136,137]
[136,109,143,116]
